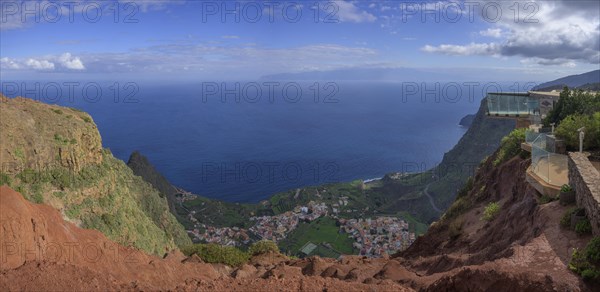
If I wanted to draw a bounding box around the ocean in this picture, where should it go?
[3,81,490,202]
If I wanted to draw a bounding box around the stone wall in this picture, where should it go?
[568,152,600,236]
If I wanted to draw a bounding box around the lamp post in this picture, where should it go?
[577,127,585,153]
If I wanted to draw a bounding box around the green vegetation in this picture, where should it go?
[441,178,474,222]
[182,244,250,267]
[482,202,500,221]
[14,148,24,160]
[0,172,12,186]
[569,237,600,282]
[397,211,429,235]
[560,207,579,228]
[53,133,73,145]
[555,113,600,150]
[560,208,592,236]
[539,195,557,204]
[52,109,63,114]
[278,217,355,256]
[544,89,600,151]
[11,151,191,255]
[81,116,92,123]
[494,128,527,166]
[248,240,279,256]
[448,218,464,240]
[544,88,600,127]
[576,219,593,236]
[179,196,265,229]
[561,184,573,193]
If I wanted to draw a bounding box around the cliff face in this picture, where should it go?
[427,98,516,210]
[0,95,190,255]
[0,95,103,173]
[127,151,179,214]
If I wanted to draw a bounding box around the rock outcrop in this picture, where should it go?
[0,95,191,255]
[459,114,476,128]
[0,94,103,173]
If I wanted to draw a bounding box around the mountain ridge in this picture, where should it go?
[533,70,600,90]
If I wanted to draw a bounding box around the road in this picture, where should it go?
[423,183,442,213]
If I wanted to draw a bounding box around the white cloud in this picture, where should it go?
[25,59,55,70]
[0,43,378,78]
[222,35,240,39]
[479,28,503,38]
[422,43,500,56]
[58,53,85,70]
[1,53,86,71]
[520,58,577,68]
[422,0,600,65]
[0,57,21,69]
[336,1,377,23]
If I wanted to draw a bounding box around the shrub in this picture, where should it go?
[248,240,279,256]
[570,237,600,282]
[448,218,464,240]
[581,269,600,281]
[52,109,63,114]
[182,244,249,267]
[560,208,578,228]
[576,219,593,236]
[539,195,557,204]
[586,237,600,264]
[482,202,500,221]
[0,173,11,186]
[443,196,471,221]
[544,89,600,126]
[17,169,40,183]
[30,185,44,204]
[14,148,24,160]
[494,128,526,166]
[555,114,600,151]
[561,184,573,193]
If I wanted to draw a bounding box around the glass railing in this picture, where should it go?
[526,130,541,144]
[531,139,568,186]
[486,93,539,116]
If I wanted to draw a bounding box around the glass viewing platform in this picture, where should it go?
[486,92,540,117]
[527,133,569,196]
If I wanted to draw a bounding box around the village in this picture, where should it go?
[180,193,416,257]
[339,217,416,257]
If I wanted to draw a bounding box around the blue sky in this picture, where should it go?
[1,0,599,81]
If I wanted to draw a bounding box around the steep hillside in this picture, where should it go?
[425,98,516,209]
[534,70,600,90]
[0,94,191,255]
[127,151,179,214]
[393,149,593,291]
[366,98,515,224]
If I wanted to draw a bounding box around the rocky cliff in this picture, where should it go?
[127,151,179,214]
[0,95,102,173]
[426,98,516,210]
[0,94,191,255]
